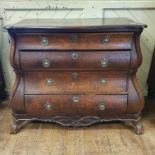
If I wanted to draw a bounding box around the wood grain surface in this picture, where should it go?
[20,51,130,71]
[25,94,127,116]
[0,99,155,155]
[25,71,127,94]
[17,33,133,50]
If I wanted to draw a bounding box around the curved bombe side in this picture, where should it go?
[127,30,144,115]
[8,32,25,114]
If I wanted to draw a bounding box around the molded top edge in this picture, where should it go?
[5,18,147,30]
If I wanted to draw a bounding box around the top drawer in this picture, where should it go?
[17,33,133,50]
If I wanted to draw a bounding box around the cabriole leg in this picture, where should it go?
[132,118,143,135]
[10,117,30,134]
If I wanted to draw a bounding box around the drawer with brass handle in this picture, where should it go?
[25,71,127,94]
[20,51,130,70]
[17,33,133,50]
[25,94,127,116]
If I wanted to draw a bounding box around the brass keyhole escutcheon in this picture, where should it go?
[42,58,50,68]
[72,52,79,60]
[41,37,48,46]
[101,58,108,68]
[70,35,79,43]
[72,72,79,79]
[102,36,110,44]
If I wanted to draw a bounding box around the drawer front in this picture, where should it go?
[25,95,127,116]
[20,51,130,70]
[25,72,127,94]
[17,33,133,50]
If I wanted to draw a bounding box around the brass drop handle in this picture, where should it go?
[41,37,48,46]
[45,79,54,86]
[42,58,50,68]
[102,36,110,44]
[98,102,106,111]
[99,79,107,85]
[72,52,79,60]
[101,58,108,68]
[44,102,53,111]
[70,34,79,43]
[72,96,79,103]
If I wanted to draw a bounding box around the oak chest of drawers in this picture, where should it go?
[6,18,146,134]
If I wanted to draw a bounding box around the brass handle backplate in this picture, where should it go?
[44,102,53,111]
[45,79,54,86]
[98,102,106,111]
[72,96,79,103]
[99,79,107,86]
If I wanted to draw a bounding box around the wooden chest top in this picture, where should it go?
[6,18,146,32]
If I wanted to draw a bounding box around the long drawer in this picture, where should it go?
[25,94,127,116]
[17,32,133,50]
[25,72,127,94]
[20,51,130,71]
